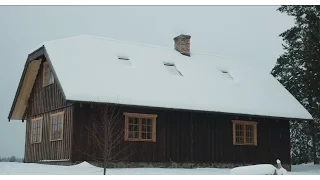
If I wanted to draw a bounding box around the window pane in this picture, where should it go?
[246,125,253,132]
[128,117,139,140]
[57,130,61,139]
[235,124,244,144]
[59,115,63,124]
[51,122,56,139]
[165,64,182,76]
[132,125,138,131]
[134,118,139,124]
[129,125,135,131]
[133,131,139,138]
[236,137,244,143]
[142,118,147,125]
[128,131,134,138]
[45,70,50,85]
[128,131,138,138]
[146,133,152,139]
[247,138,254,143]
[50,114,64,140]
[32,135,36,142]
[147,119,152,125]
[129,118,134,124]
[32,127,36,135]
[245,125,254,143]
[236,124,243,131]
[52,116,56,126]
[32,120,41,142]
[50,73,54,84]
[56,116,60,125]
[141,132,147,139]
[142,124,147,132]
[36,125,39,135]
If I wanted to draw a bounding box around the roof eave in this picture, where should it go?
[8,46,45,121]
[66,100,313,121]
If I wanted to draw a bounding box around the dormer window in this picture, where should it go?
[118,55,131,66]
[164,63,183,76]
[43,61,54,87]
[220,69,233,80]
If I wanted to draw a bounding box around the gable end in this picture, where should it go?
[8,46,66,120]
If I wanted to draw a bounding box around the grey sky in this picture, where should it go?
[0,6,293,157]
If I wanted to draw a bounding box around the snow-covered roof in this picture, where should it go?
[42,35,312,120]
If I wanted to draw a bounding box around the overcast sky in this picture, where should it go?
[0,6,294,158]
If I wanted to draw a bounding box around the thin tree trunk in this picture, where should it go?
[104,124,107,175]
[80,105,133,174]
[310,121,319,164]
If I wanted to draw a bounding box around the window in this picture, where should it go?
[43,61,54,87]
[220,69,233,80]
[50,111,64,141]
[164,63,183,76]
[31,117,43,144]
[118,55,131,66]
[232,120,257,146]
[124,113,157,142]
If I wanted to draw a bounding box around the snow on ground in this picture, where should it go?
[230,164,276,175]
[0,161,319,175]
[290,163,320,175]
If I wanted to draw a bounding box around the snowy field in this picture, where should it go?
[0,161,319,175]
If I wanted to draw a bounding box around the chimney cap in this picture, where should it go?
[174,34,191,41]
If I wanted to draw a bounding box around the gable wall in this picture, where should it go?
[25,59,66,117]
[24,59,73,162]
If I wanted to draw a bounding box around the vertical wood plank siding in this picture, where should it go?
[72,103,291,165]
[24,59,72,162]
[26,60,66,116]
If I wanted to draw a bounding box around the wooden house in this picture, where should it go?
[8,35,313,170]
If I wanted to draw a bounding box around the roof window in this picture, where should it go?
[164,63,183,76]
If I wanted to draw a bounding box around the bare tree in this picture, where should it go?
[80,104,133,175]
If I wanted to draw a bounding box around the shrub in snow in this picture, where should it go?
[9,156,16,162]
[230,164,276,175]
[275,159,287,175]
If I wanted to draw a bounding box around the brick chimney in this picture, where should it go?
[174,34,191,57]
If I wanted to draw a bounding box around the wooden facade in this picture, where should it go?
[24,59,73,162]
[72,103,291,166]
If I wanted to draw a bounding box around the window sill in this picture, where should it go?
[233,143,257,146]
[124,138,155,142]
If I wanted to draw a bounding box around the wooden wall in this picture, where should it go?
[25,107,73,162]
[24,59,72,162]
[25,59,66,116]
[72,103,291,165]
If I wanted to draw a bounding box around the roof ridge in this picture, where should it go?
[85,35,235,59]
[43,34,233,60]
